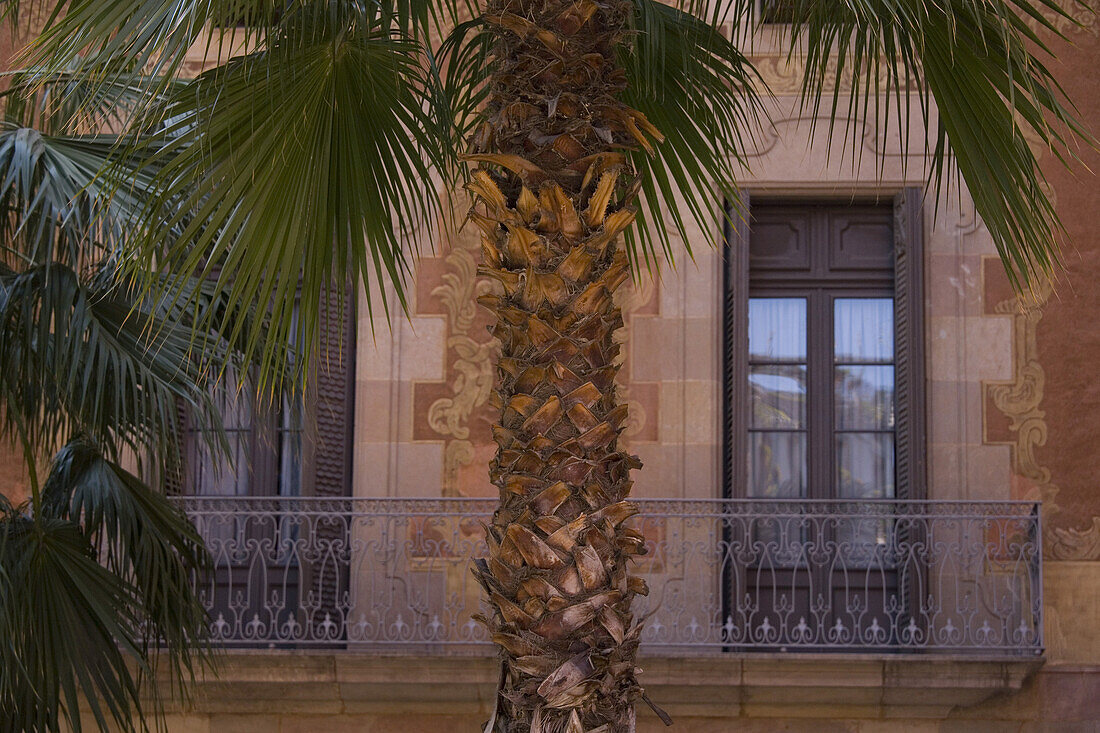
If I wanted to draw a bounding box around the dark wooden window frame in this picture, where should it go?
[723,189,926,502]
[172,285,357,500]
[170,286,357,647]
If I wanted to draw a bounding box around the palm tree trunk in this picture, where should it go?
[466,0,663,730]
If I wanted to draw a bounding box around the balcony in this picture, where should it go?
[172,497,1043,657]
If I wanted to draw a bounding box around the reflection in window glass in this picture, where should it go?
[748,429,806,552]
[748,432,806,499]
[836,432,896,555]
[748,298,807,511]
[749,298,806,361]
[835,365,895,430]
[835,298,893,362]
[184,305,304,501]
[750,365,806,429]
[186,369,254,498]
[836,433,895,500]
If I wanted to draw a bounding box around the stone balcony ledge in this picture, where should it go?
[161,652,1044,721]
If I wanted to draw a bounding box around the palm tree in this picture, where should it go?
[0,73,249,731]
[3,0,1091,731]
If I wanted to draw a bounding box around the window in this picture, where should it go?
[725,194,926,503]
[754,0,797,24]
[174,292,356,646]
[747,203,898,504]
[173,292,357,500]
[180,371,305,498]
[722,195,926,645]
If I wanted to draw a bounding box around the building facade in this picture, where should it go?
[3,6,1100,733]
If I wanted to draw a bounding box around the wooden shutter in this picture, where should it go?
[893,188,927,501]
[723,192,751,500]
[311,285,356,498]
[302,285,356,644]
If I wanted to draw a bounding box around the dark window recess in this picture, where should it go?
[173,291,355,500]
[171,290,356,647]
[757,0,798,24]
[722,195,927,651]
[178,370,304,497]
[726,197,926,503]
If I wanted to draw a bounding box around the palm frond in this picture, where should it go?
[0,259,235,478]
[130,4,455,391]
[1,438,213,732]
[41,437,212,705]
[621,0,766,271]
[0,119,247,478]
[373,0,482,42]
[439,17,495,150]
[0,124,156,267]
[15,0,250,116]
[15,0,473,134]
[0,508,147,732]
[0,52,233,733]
[1,69,185,136]
[729,0,1094,288]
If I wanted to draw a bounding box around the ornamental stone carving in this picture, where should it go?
[426,206,500,495]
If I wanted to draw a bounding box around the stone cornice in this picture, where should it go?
[137,652,1043,721]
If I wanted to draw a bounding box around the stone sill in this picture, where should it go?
[163,652,1044,720]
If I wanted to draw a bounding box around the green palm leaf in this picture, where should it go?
[41,438,212,705]
[0,257,237,476]
[0,119,245,475]
[621,0,766,270]
[0,69,182,136]
[2,439,212,732]
[17,0,472,74]
[0,53,234,733]
[0,125,145,266]
[125,4,453,390]
[1,504,146,732]
[15,0,253,116]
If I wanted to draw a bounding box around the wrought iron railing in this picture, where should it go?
[172,497,1042,655]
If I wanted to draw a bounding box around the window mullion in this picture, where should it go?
[806,287,830,502]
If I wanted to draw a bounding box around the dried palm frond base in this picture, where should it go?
[466,0,668,729]
[469,172,662,732]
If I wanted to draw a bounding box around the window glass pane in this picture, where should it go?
[836,433,895,500]
[748,432,806,499]
[835,365,895,430]
[834,298,893,362]
[187,371,253,497]
[750,365,806,428]
[749,298,806,361]
[278,400,302,498]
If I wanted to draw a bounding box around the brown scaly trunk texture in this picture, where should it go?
[465,0,665,731]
